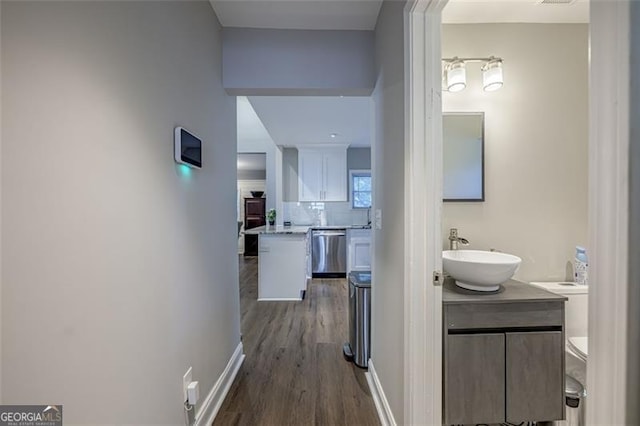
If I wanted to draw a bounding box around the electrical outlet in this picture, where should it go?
[183,367,193,402]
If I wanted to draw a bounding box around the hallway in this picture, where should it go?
[213,257,380,426]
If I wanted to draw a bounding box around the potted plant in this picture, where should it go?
[267,209,276,226]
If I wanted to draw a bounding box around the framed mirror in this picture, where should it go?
[443,112,485,202]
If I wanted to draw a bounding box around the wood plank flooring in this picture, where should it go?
[213,256,380,426]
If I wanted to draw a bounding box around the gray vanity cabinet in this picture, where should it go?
[506,331,564,423]
[442,279,567,426]
[445,333,505,424]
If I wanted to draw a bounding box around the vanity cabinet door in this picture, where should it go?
[445,333,505,425]
[506,331,564,423]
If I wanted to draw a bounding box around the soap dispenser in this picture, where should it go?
[574,246,589,286]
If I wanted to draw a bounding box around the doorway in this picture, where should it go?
[409,0,637,424]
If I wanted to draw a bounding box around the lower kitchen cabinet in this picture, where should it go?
[347,228,371,272]
[258,233,307,300]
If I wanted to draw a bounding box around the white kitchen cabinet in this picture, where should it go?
[258,233,307,300]
[298,147,347,202]
[347,228,371,272]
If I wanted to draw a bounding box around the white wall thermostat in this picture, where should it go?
[174,126,202,169]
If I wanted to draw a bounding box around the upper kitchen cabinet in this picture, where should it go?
[298,147,347,202]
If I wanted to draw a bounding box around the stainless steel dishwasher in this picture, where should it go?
[311,229,346,278]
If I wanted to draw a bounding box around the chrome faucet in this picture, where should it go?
[449,228,469,250]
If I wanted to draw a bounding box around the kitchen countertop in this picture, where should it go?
[244,225,310,235]
[442,277,567,305]
[244,224,371,235]
[310,225,371,230]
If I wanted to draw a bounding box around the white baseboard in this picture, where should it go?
[365,359,397,426]
[257,298,302,301]
[194,342,245,426]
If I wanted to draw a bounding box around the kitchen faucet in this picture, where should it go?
[448,228,469,250]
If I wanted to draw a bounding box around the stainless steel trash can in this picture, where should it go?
[343,271,371,368]
[564,374,585,426]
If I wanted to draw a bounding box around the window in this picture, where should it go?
[350,170,372,209]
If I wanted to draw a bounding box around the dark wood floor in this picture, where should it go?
[213,256,380,426]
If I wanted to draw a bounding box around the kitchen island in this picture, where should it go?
[244,224,372,301]
[244,225,310,301]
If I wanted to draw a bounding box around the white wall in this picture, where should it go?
[371,1,406,423]
[442,24,589,282]
[1,1,240,423]
[237,97,282,221]
[222,28,375,96]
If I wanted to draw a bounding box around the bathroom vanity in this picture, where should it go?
[443,278,567,425]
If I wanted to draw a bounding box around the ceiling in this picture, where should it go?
[237,153,267,171]
[247,96,372,147]
[210,0,383,30]
[442,0,589,23]
[211,0,588,28]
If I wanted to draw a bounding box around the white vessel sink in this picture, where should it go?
[443,250,522,292]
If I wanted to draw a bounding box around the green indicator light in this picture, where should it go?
[179,164,192,177]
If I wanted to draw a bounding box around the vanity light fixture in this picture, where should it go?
[481,57,504,92]
[445,58,466,92]
[442,56,504,92]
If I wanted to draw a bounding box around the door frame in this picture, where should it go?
[405,1,637,424]
[403,0,448,424]
[587,2,634,424]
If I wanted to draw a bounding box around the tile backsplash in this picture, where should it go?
[283,202,369,226]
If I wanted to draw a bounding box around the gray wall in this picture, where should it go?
[629,3,640,422]
[347,147,372,171]
[371,1,406,423]
[442,24,589,282]
[1,2,240,423]
[281,147,371,202]
[0,0,3,401]
[223,28,375,96]
[282,147,299,202]
[238,169,267,180]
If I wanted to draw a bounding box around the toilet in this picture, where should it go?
[530,281,588,425]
